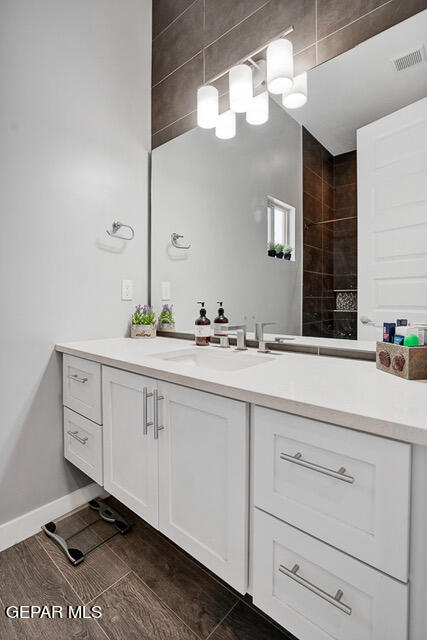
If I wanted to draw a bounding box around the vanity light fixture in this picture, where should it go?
[197,85,219,128]
[215,110,236,139]
[229,64,253,113]
[266,38,294,94]
[246,91,269,125]
[282,72,308,109]
[196,25,310,139]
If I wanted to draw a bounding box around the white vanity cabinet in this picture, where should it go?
[59,345,426,640]
[102,366,249,593]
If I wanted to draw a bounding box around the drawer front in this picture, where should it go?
[63,354,102,424]
[254,407,410,581]
[64,408,103,485]
[253,509,408,640]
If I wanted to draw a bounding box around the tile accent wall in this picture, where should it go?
[333,152,358,339]
[302,128,334,338]
[151,0,427,148]
[302,128,358,339]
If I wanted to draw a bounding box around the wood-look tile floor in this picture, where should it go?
[0,496,297,640]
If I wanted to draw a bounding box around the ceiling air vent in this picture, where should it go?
[393,46,425,71]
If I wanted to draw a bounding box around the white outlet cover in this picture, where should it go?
[121,279,133,301]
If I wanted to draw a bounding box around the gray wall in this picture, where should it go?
[151,99,302,335]
[0,0,151,526]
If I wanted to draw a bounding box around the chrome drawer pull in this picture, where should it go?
[68,373,88,384]
[280,452,354,484]
[279,563,352,616]
[153,389,165,440]
[143,387,153,435]
[67,430,88,445]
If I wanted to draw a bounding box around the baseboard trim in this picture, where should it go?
[0,482,107,552]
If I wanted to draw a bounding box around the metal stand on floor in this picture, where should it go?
[41,498,132,566]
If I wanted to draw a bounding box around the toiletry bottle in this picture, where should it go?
[383,322,396,343]
[195,302,211,346]
[214,302,229,338]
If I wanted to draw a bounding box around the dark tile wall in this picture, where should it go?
[333,152,358,339]
[302,128,334,338]
[151,0,427,147]
[302,128,358,340]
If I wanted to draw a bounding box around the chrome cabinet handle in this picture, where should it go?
[153,389,165,439]
[279,564,352,616]
[280,452,354,484]
[68,374,88,384]
[67,430,88,445]
[143,387,153,435]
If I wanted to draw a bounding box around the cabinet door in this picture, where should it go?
[158,381,249,593]
[103,366,158,527]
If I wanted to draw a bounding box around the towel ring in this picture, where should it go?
[171,232,191,249]
[107,221,135,240]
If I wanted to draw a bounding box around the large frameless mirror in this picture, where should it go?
[151,12,427,345]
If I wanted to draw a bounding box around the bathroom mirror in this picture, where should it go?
[151,12,427,344]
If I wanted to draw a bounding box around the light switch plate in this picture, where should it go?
[161,281,171,300]
[121,279,133,300]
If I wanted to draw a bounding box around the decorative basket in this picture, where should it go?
[376,342,427,379]
[158,320,175,331]
[131,324,157,339]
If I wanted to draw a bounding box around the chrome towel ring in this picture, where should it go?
[107,221,135,240]
[171,232,191,249]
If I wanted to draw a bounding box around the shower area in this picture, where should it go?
[302,127,358,340]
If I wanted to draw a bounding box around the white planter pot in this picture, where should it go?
[131,324,157,339]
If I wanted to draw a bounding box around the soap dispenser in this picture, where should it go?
[195,302,211,346]
[214,302,229,337]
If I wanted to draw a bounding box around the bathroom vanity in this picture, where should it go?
[57,337,427,640]
[56,13,427,639]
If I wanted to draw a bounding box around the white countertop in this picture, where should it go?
[56,337,427,446]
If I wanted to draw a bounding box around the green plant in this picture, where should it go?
[275,243,284,253]
[268,242,276,251]
[159,304,174,326]
[284,246,293,254]
[132,304,156,325]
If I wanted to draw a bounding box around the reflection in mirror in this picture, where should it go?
[151,12,427,344]
[152,98,302,337]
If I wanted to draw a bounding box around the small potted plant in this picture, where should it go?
[284,246,293,261]
[275,243,284,259]
[158,303,175,331]
[130,304,157,338]
[267,242,276,257]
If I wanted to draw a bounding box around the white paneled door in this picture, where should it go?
[358,98,427,339]
[158,382,249,594]
[103,367,158,527]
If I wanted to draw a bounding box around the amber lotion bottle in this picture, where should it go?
[195,302,211,346]
[214,302,229,337]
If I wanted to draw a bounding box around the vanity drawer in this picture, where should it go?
[63,354,102,424]
[253,407,411,581]
[64,408,103,485]
[253,509,408,640]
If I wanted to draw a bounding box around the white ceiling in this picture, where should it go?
[283,10,427,156]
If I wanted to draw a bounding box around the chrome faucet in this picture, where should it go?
[216,325,247,350]
[255,322,277,353]
[226,324,247,351]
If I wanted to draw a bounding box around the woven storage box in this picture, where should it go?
[376,342,427,379]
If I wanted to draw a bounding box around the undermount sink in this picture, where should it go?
[150,347,275,372]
